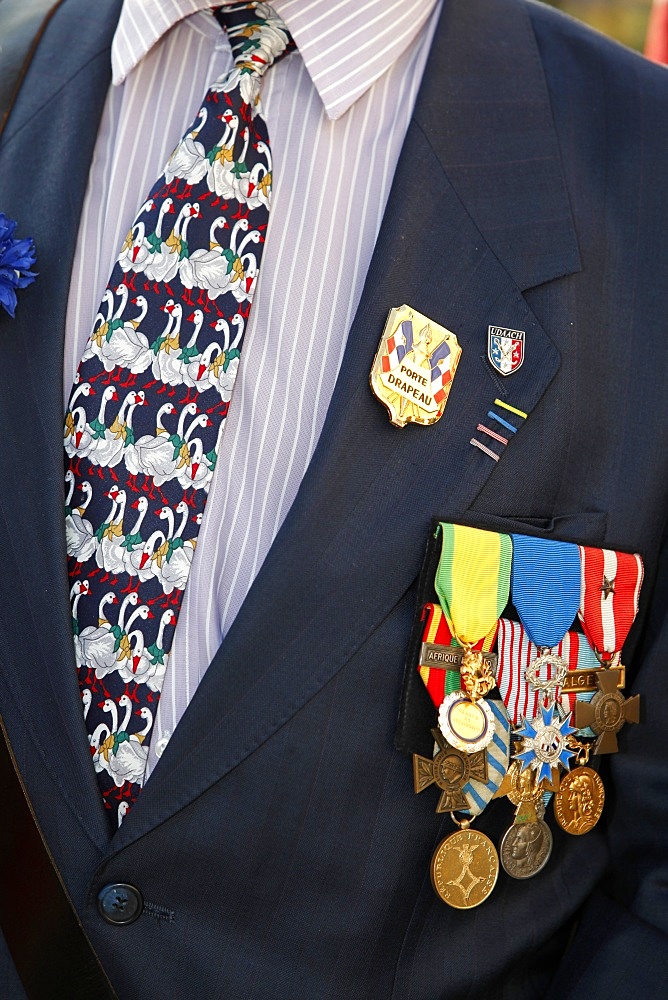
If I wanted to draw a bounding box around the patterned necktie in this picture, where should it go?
[64,2,294,829]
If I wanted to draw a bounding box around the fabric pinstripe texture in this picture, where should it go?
[64,0,440,777]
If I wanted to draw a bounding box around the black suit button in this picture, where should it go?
[98,883,143,925]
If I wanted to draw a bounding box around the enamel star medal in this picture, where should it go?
[370,306,461,427]
[509,536,582,789]
[514,704,577,789]
[503,535,582,865]
[495,617,616,837]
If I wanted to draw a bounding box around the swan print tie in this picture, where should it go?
[64,3,294,827]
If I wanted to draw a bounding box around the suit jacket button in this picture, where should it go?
[98,883,143,925]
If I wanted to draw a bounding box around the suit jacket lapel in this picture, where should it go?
[423,0,581,292]
[114,0,582,848]
[0,0,123,849]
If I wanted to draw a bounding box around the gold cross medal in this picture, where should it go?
[370,306,461,427]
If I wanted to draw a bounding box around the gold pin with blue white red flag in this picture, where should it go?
[370,306,461,427]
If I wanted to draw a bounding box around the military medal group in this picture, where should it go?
[371,307,643,910]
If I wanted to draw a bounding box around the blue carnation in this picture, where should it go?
[0,213,37,318]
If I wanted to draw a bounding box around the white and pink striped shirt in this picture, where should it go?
[64,0,441,777]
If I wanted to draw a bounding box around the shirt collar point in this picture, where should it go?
[319,90,362,122]
[111,54,129,87]
[322,102,346,122]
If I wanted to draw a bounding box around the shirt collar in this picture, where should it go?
[112,0,227,85]
[112,0,439,120]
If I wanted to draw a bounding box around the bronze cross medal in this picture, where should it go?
[413,729,488,813]
[574,668,640,754]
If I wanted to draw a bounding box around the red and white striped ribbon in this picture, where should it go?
[578,547,643,661]
[497,620,599,724]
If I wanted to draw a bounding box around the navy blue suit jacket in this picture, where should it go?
[1,0,667,996]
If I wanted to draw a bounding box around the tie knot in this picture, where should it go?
[214,3,294,77]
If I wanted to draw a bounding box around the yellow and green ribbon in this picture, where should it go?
[435,524,512,645]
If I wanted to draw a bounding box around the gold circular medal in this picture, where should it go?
[500,820,552,879]
[438,692,495,754]
[554,767,605,835]
[430,828,499,908]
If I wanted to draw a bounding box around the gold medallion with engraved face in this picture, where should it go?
[431,829,499,908]
[554,767,605,835]
[370,305,462,427]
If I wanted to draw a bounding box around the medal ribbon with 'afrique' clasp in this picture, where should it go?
[418,603,497,708]
[578,546,644,662]
[427,525,511,903]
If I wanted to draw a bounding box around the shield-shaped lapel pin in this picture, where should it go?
[488,325,525,376]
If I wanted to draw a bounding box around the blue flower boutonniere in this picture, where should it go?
[0,213,37,318]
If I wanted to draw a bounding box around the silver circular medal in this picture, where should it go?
[438,691,496,754]
[500,820,553,879]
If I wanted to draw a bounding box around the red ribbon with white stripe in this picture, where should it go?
[577,546,644,663]
[418,603,496,708]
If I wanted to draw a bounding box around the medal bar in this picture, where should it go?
[407,525,644,907]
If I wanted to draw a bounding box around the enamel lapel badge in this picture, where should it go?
[370,306,461,427]
[488,325,525,376]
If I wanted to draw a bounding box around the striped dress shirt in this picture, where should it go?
[64,0,440,778]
